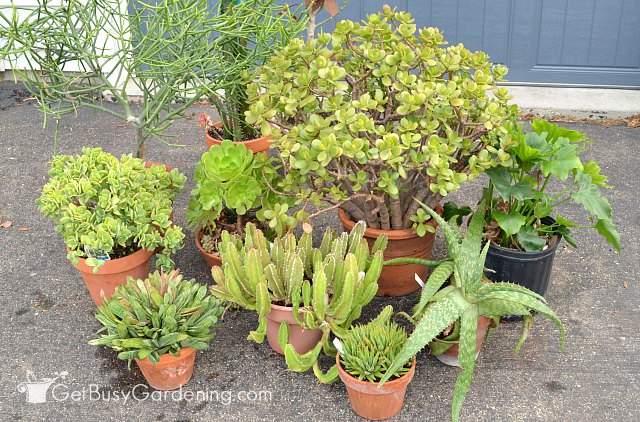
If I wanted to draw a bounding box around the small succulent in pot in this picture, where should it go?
[483,119,620,252]
[336,305,415,420]
[89,270,224,363]
[246,6,518,232]
[38,147,186,271]
[210,222,386,382]
[187,141,295,256]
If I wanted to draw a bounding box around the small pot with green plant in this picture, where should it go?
[90,271,224,390]
[379,200,565,422]
[210,222,385,383]
[246,6,518,295]
[186,141,291,268]
[38,148,186,304]
[481,120,620,296]
[199,0,305,153]
[335,305,415,420]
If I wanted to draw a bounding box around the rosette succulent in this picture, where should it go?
[246,6,519,234]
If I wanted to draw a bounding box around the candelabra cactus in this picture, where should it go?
[210,222,386,382]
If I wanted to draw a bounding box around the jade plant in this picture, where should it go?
[0,0,301,157]
[337,305,412,382]
[246,6,518,233]
[89,270,225,364]
[186,141,290,253]
[210,222,386,382]
[483,120,620,252]
[380,201,565,422]
[38,147,186,271]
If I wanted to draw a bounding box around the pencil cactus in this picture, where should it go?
[210,222,386,382]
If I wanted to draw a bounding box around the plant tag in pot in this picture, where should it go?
[85,246,110,261]
[333,338,344,355]
[415,273,425,288]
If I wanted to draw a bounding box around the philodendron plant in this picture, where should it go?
[483,120,620,252]
[38,147,186,271]
[210,222,386,382]
[186,141,291,253]
[380,201,565,422]
[246,6,518,233]
[90,271,224,364]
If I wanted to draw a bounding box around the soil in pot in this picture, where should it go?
[136,348,196,391]
[432,316,492,367]
[338,208,439,296]
[74,247,154,305]
[266,304,322,355]
[337,355,416,420]
[205,121,271,154]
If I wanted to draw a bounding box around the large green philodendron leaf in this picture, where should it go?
[492,210,526,237]
[532,119,584,142]
[486,167,536,201]
[516,226,547,252]
[540,138,582,181]
[571,172,613,220]
[595,218,621,252]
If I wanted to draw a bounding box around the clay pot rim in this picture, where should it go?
[205,121,271,152]
[336,354,416,390]
[195,228,221,261]
[135,347,196,368]
[73,247,154,275]
[337,208,440,240]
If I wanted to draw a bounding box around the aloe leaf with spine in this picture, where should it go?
[380,200,565,422]
[211,221,385,382]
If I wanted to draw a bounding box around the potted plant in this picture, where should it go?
[481,120,620,296]
[3,0,295,158]
[199,0,305,153]
[38,147,186,304]
[210,222,385,382]
[379,200,565,422]
[335,305,415,420]
[245,7,518,295]
[186,141,289,267]
[89,271,224,391]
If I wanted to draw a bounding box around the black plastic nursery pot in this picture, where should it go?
[484,235,561,297]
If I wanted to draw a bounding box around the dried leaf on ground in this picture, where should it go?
[0,220,13,229]
[18,227,30,232]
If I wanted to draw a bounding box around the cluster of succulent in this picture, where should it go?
[89,271,225,364]
[210,222,386,382]
[380,201,565,422]
[246,6,518,233]
[338,305,411,382]
[38,147,186,271]
[187,141,291,249]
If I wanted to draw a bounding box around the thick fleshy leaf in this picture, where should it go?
[451,305,478,422]
[493,210,526,236]
[411,261,454,319]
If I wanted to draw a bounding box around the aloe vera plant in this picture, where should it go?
[210,222,386,382]
[89,271,224,365]
[380,201,565,422]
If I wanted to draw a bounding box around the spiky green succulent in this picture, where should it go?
[339,306,411,382]
[38,147,186,271]
[246,6,518,232]
[380,201,565,422]
[210,222,387,382]
[89,271,224,364]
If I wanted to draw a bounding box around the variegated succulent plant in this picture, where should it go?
[210,222,386,382]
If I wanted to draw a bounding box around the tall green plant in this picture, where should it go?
[210,222,386,382]
[246,6,518,232]
[483,120,620,252]
[0,0,300,157]
[380,201,565,422]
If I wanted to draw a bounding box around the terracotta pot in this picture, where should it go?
[195,228,222,268]
[265,303,322,355]
[433,316,492,367]
[74,248,154,305]
[135,348,196,391]
[338,209,439,296]
[205,122,271,154]
[337,355,416,420]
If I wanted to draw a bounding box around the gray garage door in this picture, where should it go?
[324,0,640,88]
